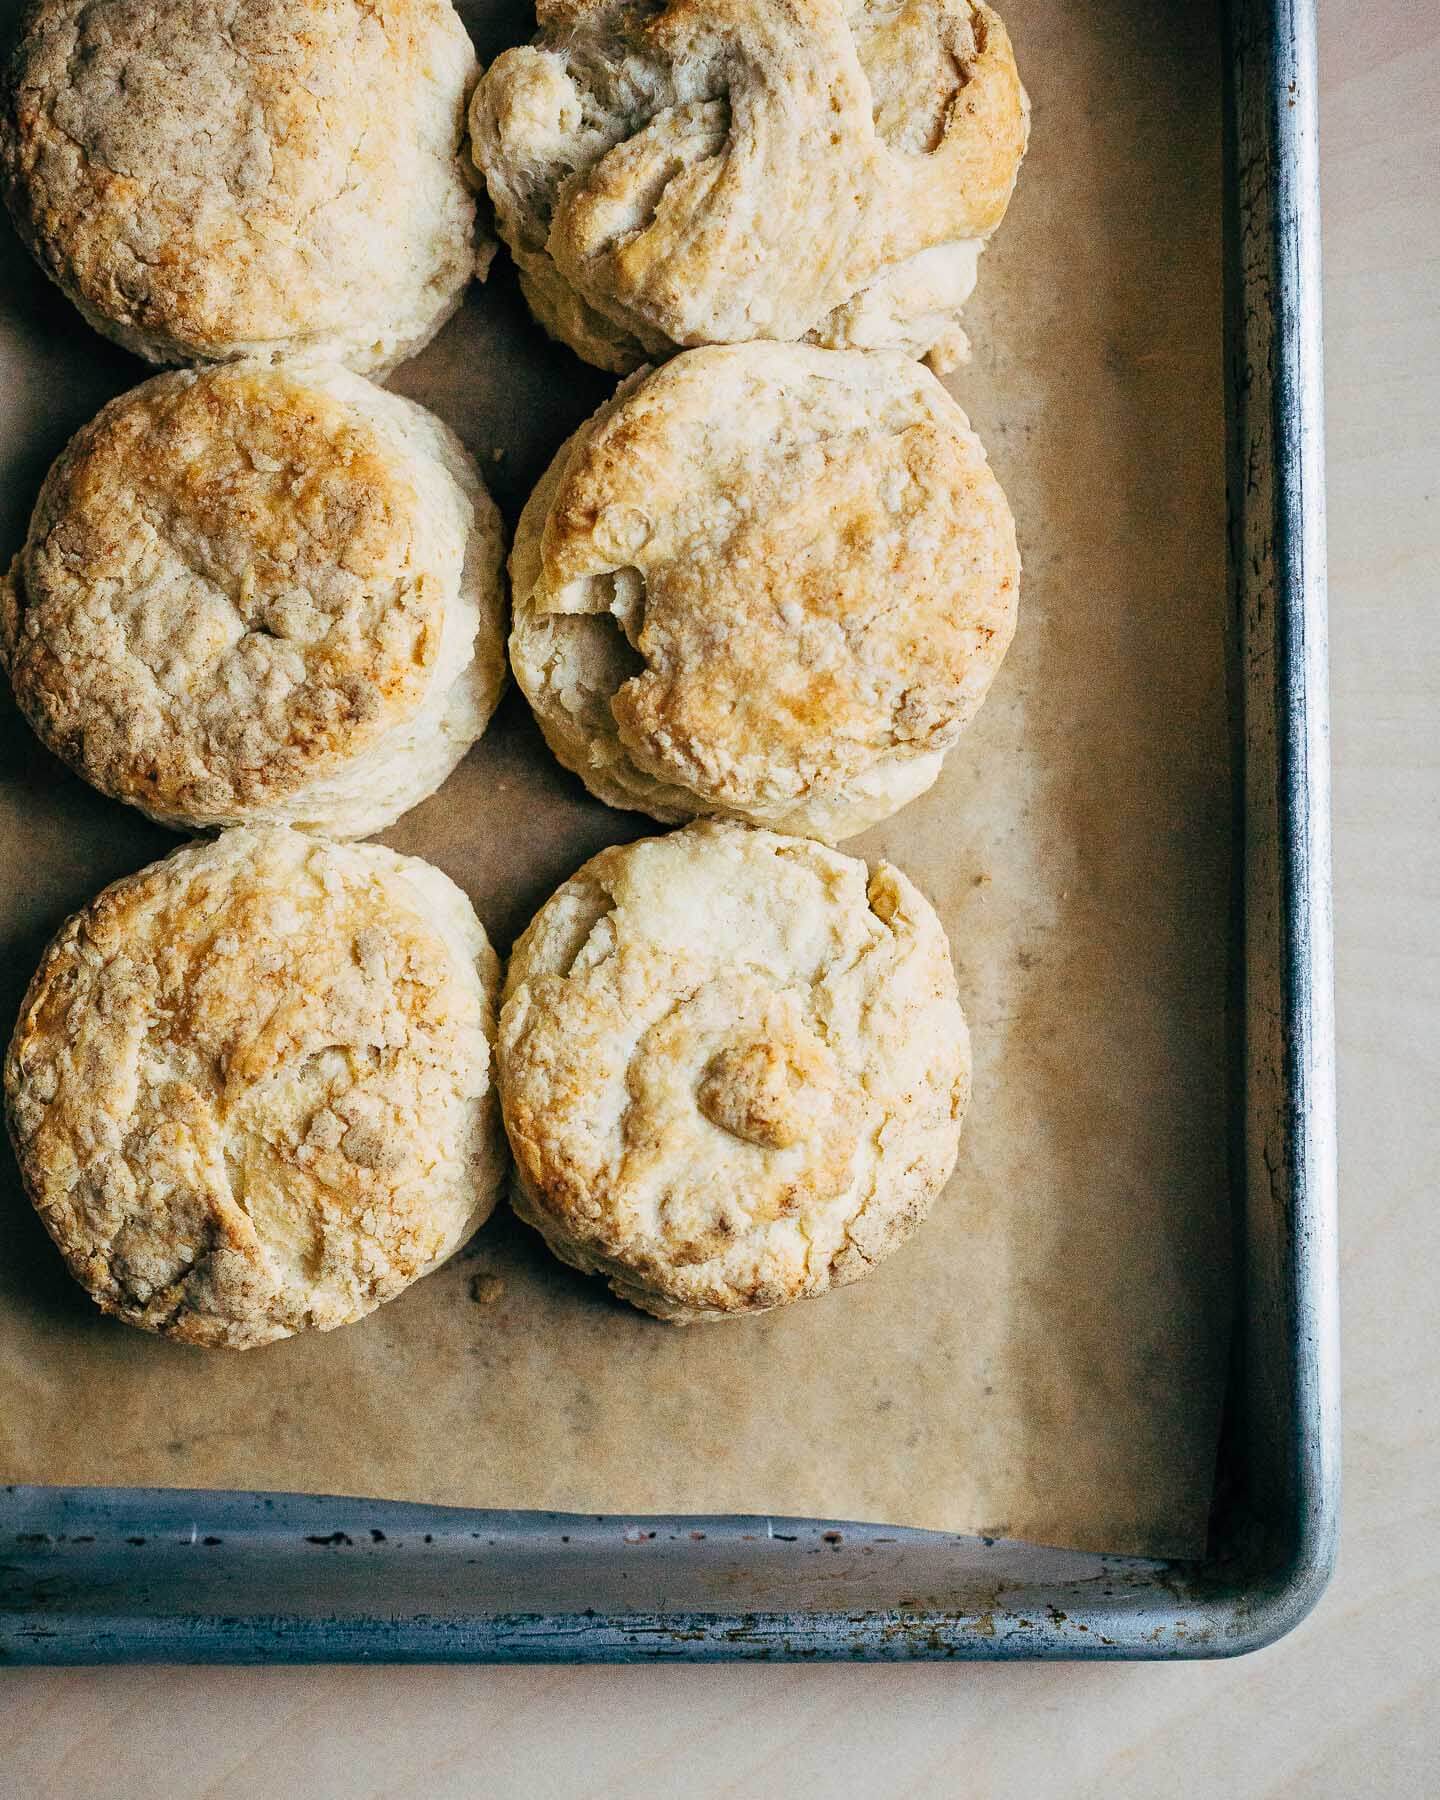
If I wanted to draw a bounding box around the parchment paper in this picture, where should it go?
[0,0,1231,1557]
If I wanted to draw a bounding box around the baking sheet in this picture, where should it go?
[0,0,1230,1558]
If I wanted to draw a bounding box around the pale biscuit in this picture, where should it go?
[509,343,1019,841]
[470,0,1027,372]
[498,820,970,1322]
[1,363,507,838]
[4,827,506,1349]
[1,0,482,372]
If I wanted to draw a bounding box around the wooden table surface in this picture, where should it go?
[3,3,1437,1793]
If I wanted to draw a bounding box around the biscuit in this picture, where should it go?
[470,0,1027,372]
[498,820,970,1322]
[4,827,506,1348]
[1,363,507,838]
[508,343,1019,840]
[1,0,481,372]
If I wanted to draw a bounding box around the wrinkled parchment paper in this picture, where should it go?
[0,0,1230,1556]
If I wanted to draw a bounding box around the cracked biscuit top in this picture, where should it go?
[470,0,1028,371]
[1,0,480,370]
[1,362,508,837]
[4,827,506,1348]
[509,343,1020,842]
[497,821,970,1322]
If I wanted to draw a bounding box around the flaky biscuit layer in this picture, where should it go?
[1,363,507,837]
[2,0,482,370]
[471,0,1027,371]
[499,821,970,1322]
[5,827,506,1347]
[509,343,1018,840]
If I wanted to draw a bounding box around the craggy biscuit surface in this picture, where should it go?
[1,363,507,837]
[498,821,970,1322]
[4,828,506,1348]
[470,0,1027,371]
[1,0,481,370]
[509,344,1019,840]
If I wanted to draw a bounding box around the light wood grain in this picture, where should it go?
[2,3,1437,1794]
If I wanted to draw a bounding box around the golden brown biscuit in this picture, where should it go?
[508,343,1019,840]
[4,828,506,1348]
[1,363,507,838]
[498,821,971,1322]
[1,0,482,371]
[470,0,1028,372]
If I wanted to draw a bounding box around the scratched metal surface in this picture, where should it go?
[0,0,1338,1663]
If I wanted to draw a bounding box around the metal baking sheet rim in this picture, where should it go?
[0,0,1339,1664]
